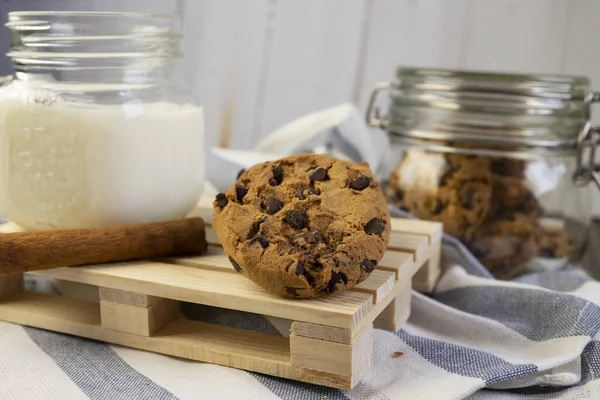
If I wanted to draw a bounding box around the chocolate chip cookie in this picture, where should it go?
[466,212,539,279]
[212,153,391,299]
[535,224,573,259]
[490,175,542,219]
[387,151,492,240]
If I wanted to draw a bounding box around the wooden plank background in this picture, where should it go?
[1,0,599,215]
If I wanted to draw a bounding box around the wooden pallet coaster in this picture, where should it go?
[0,198,442,390]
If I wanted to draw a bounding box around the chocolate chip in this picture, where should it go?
[459,187,477,209]
[327,271,344,293]
[491,205,515,221]
[490,160,505,175]
[251,236,269,249]
[364,218,386,235]
[237,169,246,179]
[263,197,283,215]
[295,263,304,276]
[303,270,315,286]
[269,165,284,186]
[286,287,301,297]
[539,248,556,258]
[215,193,228,209]
[395,189,404,202]
[309,167,328,182]
[229,257,241,272]
[432,199,443,214]
[340,273,348,284]
[246,218,265,240]
[350,176,372,191]
[311,261,323,272]
[360,259,377,273]
[235,185,248,202]
[285,210,307,230]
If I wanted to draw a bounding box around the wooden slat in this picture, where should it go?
[378,251,413,280]
[162,245,237,273]
[390,219,443,245]
[352,270,395,303]
[387,233,428,261]
[31,262,373,329]
[291,322,354,344]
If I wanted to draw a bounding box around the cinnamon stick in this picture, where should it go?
[0,218,207,276]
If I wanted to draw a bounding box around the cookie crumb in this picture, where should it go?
[392,351,404,358]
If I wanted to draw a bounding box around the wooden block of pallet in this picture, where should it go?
[99,288,180,336]
[0,196,442,390]
[0,274,23,300]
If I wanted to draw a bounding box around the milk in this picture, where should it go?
[0,84,205,230]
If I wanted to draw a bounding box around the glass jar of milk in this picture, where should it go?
[0,12,205,230]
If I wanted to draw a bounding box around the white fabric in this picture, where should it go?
[0,323,87,400]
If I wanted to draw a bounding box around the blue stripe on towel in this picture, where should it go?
[25,327,178,400]
[434,287,600,341]
[396,330,538,386]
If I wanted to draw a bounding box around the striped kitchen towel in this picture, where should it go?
[1,214,598,400]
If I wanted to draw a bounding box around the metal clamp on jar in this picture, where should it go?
[366,68,599,279]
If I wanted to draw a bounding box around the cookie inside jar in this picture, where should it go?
[386,148,581,279]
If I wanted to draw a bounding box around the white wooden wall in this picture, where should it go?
[1,0,599,214]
